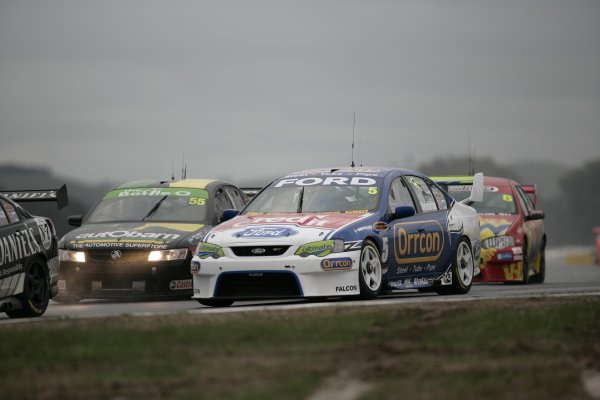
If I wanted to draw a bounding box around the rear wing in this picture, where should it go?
[431,173,484,204]
[240,187,262,198]
[0,184,69,210]
[521,184,537,208]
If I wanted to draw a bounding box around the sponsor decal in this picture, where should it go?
[387,277,431,289]
[335,285,357,292]
[74,231,181,241]
[393,221,445,264]
[111,250,122,260]
[479,217,514,240]
[321,257,353,271]
[296,241,337,257]
[0,227,42,268]
[502,262,523,280]
[35,218,53,250]
[190,260,201,273]
[169,279,192,290]
[234,226,298,239]
[70,242,169,249]
[396,263,436,275]
[196,243,224,259]
[274,176,377,188]
[103,187,208,199]
[440,271,452,285]
[497,252,513,261]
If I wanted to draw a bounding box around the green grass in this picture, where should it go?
[0,296,599,400]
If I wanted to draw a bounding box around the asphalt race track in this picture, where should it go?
[2,248,599,323]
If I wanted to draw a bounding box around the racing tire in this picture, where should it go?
[6,257,50,318]
[519,244,530,284]
[197,299,234,307]
[529,240,546,284]
[358,240,382,300]
[435,237,474,295]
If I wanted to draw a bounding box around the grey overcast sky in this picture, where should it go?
[1,0,599,184]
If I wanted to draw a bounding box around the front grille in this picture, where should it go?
[214,272,301,298]
[230,246,290,257]
[85,249,148,262]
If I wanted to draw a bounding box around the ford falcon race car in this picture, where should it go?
[57,179,248,302]
[433,176,546,283]
[0,186,67,318]
[191,167,483,307]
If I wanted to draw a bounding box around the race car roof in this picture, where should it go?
[113,179,218,190]
[283,167,418,178]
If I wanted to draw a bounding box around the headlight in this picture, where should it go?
[59,249,86,263]
[482,236,515,250]
[148,248,188,262]
[195,242,225,259]
[295,239,345,257]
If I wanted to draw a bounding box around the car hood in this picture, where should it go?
[478,214,520,240]
[61,222,209,250]
[205,212,374,247]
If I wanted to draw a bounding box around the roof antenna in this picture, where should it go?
[351,112,356,167]
[171,160,175,181]
[357,136,363,166]
[181,153,187,180]
[468,134,475,175]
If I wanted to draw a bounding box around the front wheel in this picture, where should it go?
[6,257,50,318]
[197,299,234,307]
[436,237,474,295]
[358,241,382,300]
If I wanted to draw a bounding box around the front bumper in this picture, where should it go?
[192,250,361,300]
[58,254,193,299]
[477,246,524,282]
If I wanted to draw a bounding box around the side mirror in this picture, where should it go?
[526,210,545,221]
[460,172,484,204]
[222,209,240,222]
[392,206,416,220]
[67,215,82,227]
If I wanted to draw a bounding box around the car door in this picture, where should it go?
[514,184,543,259]
[385,176,452,289]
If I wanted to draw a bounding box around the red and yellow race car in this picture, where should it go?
[433,176,546,283]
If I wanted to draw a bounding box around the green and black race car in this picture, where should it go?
[57,179,248,302]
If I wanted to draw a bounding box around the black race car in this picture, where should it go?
[0,186,67,318]
[57,179,248,302]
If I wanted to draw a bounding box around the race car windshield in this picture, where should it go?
[243,183,381,214]
[447,186,517,215]
[86,187,209,223]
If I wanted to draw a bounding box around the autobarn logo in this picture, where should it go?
[169,279,192,290]
[74,231,181,240]
[233,226,298,239]
[393,220,445,264]
[321,257,353,271]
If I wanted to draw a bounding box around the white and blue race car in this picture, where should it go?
[191,167,483,307]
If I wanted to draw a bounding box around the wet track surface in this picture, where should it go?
[2,249,600,322]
